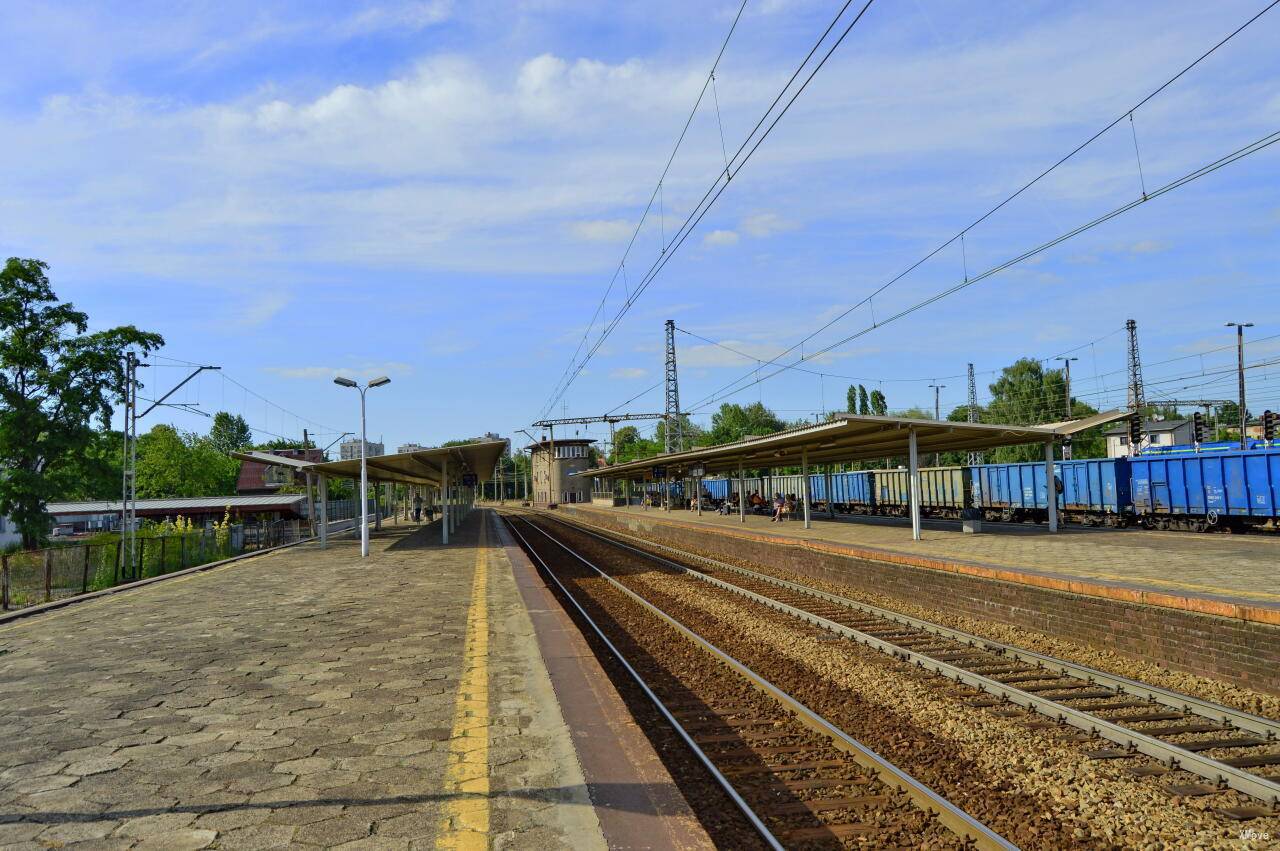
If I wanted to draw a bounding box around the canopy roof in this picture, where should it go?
[232,439,507,487]
[579,411,1129,479]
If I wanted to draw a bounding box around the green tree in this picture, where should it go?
[45,429,124,501]
[868,390,887,416]
[846,385,857,413]
[135,424,239,498]
[979,357,1103,461]
[858,385,870,415]
[0,258,164,546]
[208,412,253,454]
[703,402,787,445]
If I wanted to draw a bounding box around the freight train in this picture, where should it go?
[691,445,1280,533]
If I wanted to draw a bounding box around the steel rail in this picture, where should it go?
[510,513,1017,850]
[540,511,1280,805]
[501,517,785,851]
[550,514,1280,739]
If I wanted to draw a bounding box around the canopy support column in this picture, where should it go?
[801,448,811,529]
[374,484,382,532]
[908,428,922,541]
[825,467,835,518]
[1046,441,1059,533]
[738,461,746,524]
[318,475,329,549]
[441,459,450,545]
[696,474,702,515]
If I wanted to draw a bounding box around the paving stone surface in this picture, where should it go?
[0,512,604,849]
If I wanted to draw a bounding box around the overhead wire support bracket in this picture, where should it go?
[138,365,220,420]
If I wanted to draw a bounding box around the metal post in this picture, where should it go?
[696,475,702,516]
[442,459,450,545]
[318,475,329,548]
[2,553,10,610]
[358,388,370,558]
[908,429,922,541]
[738,460,746,524]
[825,466,835,517]
[1228,322,1252,450]
[304,472,315,537]
[801,448,811,529]
[1046,441,1059,533]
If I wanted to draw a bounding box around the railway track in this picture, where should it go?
[538,510,1280,816]
[503,513,1015,849]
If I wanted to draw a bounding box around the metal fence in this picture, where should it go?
[0,519,305,612]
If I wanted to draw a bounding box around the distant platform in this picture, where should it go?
[571,503,1280,621]
[0,511,709,850]
[560,504,1280,695]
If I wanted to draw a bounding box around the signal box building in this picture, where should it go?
[528,437,595,506]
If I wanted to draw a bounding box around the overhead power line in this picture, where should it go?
[685,0,1280,411]
[689,126,1280,413]
[539,0,880,419]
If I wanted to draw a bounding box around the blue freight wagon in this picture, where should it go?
[969,459,1129,525]
[1129,449,1280,531]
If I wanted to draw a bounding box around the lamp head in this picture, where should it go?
[333,376,358,388]
[368,376,391,388]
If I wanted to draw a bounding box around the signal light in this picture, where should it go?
[1192,411,1205,444]
[1128,414,1143,448]
[1265,410,1276,441]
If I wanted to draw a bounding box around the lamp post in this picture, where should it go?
[334,375,391,557]
[1226,323,1253,450]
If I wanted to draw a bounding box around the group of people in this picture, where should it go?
[715,489,792,522]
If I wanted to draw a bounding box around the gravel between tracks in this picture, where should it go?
[537,519,1280,851]
[623,525,1280,721]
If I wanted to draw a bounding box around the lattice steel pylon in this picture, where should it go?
[1126,318,1145,413]
[966,362,983,465]
[664,319,683,453]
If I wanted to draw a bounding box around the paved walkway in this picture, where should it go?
[0,511,676,850]
[580,504,1280,620]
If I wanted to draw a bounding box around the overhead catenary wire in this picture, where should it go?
[682,0,1280,413]
[540,0,880,419]
[540,0,751,417]
[688,127,1280,413]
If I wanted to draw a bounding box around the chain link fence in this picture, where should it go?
[0,520,306,611]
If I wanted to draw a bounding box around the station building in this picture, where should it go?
[528,437,595,506]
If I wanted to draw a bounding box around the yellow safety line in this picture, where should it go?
[436,514,491,850]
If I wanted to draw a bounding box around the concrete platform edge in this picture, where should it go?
[494,511,713,851]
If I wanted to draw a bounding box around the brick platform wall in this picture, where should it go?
[562,507,1280,697]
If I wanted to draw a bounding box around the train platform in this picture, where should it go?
[0,511,709,850]
[574,503,1280,618]
[561,504,1280,694]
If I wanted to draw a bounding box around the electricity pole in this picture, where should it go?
[1055,356,1078,459]
[966,364,983,465]
[1227,322,1253,450]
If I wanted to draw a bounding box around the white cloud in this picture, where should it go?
[569,219,633,242]
[609,367,648,379]
[742,212,797,238]
[236,291,292,329]
[264,362,413,380]
[1127,240,1168,255]
[703,229,739,247]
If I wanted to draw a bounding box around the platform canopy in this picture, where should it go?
[577,411,1129,480]
[232,439,507,487]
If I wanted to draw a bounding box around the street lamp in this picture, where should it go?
[1226,323,1253,450]
[334,375,391,557]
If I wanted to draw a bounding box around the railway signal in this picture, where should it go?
[1264,410,1276,442]
[1128,414,1143,454]
[1192,411,1205,446]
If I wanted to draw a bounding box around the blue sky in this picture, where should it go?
[2,0,1278,453]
